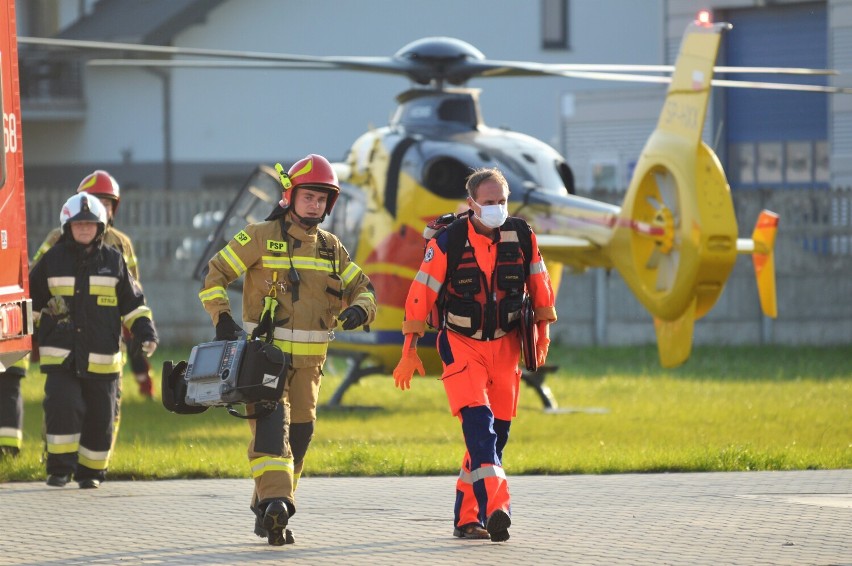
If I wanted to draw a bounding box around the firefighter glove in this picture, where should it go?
[141,341,157,357]
[393,334,425,390]
[338,305,367,330]
[215,312,245,341]
[535,320,550,367]
[135,373,154,398]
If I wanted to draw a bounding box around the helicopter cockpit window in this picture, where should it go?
[556,161,575,194]
[492,151,574,197]
[423,157,469,199]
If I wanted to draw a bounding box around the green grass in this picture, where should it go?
[1,344,849,482]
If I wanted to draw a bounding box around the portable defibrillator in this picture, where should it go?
[161,338,288,416]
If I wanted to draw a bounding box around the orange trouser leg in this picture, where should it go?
[456,405,511,526]
[442,333,518,527]
[454,451,480,527]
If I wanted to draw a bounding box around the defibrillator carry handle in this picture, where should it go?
[226,400,277,420]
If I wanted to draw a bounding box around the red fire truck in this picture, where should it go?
[0,0,34,371]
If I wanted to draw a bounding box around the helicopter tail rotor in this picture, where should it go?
[738,210,780,319]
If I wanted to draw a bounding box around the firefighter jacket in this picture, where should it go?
[29,239,157,380]
[199,213,377,368]
[403,213,556,339]
[33,226,141,282]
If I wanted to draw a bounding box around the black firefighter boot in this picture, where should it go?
[254,501,295,545]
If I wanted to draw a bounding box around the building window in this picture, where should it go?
[728,140,829,189]
[588,159,619,191]
[542,0,569,50]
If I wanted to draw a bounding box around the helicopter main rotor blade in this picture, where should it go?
[476,60,837,76]
[20,36,324,61]
[19,36,419,76]
[86,58,852,94]
[21,35,850,90]
[709,77,852,94]
[88,59,338,70]
[540,69,852,94]
[545,64,836,75]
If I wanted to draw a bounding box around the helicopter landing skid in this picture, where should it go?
[521,366,560,410]
[323,352,567,412]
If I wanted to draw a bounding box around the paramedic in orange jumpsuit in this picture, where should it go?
[393,167,556,542]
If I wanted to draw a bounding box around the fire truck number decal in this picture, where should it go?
[3,112,17,154]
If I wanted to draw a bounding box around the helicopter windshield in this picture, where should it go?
[486,145,575,197]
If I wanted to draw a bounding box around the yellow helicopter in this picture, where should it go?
[21,13,850,408]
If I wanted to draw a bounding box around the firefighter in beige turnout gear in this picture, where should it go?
[199,154,376,546]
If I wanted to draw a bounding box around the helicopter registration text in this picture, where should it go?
[662,100,699,131]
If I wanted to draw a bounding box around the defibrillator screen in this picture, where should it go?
[189,342,226,379]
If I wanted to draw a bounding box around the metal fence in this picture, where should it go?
[24,187,852,348]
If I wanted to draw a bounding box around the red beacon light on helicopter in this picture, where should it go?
[696,10,713,26]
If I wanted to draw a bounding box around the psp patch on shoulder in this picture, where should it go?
[234,230,251,246]
[424,247,434,262]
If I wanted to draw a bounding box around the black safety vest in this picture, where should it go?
[434,215,532,341]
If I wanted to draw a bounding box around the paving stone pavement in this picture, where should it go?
[1,470,850,565]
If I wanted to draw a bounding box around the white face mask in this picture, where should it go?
[474,202,508,229]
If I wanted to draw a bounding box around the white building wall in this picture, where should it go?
[25,67,164,165]
[562,88,663,191]
[22,0,850,189]
[21,0,663,183]
[173,0,663,164]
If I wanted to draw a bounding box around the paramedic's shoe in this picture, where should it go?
[46,474,70,487]
[453,523,490,539]
[486,510,511,542]
[261,500,290,546]
[78,478,100,489]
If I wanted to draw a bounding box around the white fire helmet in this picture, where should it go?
[59,192,108,234]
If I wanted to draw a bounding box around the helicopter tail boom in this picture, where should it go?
[606,19,746,367]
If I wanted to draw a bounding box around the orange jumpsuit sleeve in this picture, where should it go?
[527,230,557,323]
[402,238,448,337]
